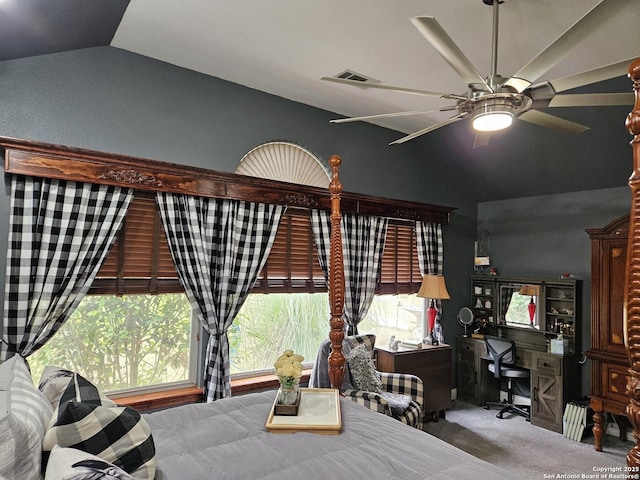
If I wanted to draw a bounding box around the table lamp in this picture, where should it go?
[417,274,450,344]
[518,284,540,327]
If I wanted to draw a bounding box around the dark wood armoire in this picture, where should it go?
[585,215,631,451]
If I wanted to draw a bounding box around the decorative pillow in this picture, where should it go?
[347,344,382,393]
[45,445,134,480]
[0,355,54,480]
[43,372,156,480]
[38,365,75,410]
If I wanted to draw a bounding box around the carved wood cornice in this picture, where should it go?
[0,136,454,224]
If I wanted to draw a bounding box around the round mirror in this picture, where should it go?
[458,307,474,337]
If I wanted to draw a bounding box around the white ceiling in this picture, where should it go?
[111,0,640,141]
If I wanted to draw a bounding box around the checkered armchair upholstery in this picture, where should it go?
[342,334,424,429]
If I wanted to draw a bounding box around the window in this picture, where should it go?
[358,293,426,344]
[229,293,329,374]
[29,192,195,394]
[29,293,196,393]
[28,191,427,393]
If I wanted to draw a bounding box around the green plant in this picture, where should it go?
[28,294,191,391]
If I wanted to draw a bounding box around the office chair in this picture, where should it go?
[484,335,530,420]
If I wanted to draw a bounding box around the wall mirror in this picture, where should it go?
[498,282,541,329]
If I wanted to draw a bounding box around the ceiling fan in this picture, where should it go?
[322,0,636,146]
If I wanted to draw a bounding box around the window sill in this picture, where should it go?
[114,369,312,412]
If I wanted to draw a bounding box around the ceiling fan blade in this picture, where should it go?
[409,16,492,93]
[518,110,589,135]
[473,132,491,149]
[549,58,637,93]
[390,113,467,145]
[320,76,464,99]
[549,92,634,108]
[504,0,636,92]
[330,106,457,124]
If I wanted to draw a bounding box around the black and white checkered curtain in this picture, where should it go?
[1,176,133,362]
[416,222,443,276]
[311,210,388,335]
[156,193,284,402]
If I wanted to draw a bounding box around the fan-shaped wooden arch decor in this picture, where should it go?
[236,141,330,187]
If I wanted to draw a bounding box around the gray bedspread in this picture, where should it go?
[143,390,511,480]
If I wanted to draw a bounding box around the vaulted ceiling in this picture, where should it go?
[1,0,638,201]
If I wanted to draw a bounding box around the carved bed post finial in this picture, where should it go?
[625,57,640,469]
[327,155,346,391]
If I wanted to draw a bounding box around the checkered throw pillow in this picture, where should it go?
[42,373,155,480]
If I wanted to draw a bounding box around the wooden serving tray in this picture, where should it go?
[266,388,342,435]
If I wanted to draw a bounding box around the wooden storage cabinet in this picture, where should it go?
[456,337,498,406]
[585,215,631,451]
[530,352,579,433]
[375,343,452,421]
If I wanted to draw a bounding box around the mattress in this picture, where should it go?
[143,390,511,480]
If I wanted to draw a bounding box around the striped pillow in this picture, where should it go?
[43,372,155,480]
[0,355,54,480]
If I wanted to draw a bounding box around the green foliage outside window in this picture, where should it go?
[27,292,421,393]
[229,293,330,372]
[28,294,192,391]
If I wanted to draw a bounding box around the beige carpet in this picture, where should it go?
[423,400,631,480]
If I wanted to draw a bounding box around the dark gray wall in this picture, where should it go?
[0,45,632,398]
[477,186,631,395]
[0,46,477,352]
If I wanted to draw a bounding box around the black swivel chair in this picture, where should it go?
[484,336,530,420]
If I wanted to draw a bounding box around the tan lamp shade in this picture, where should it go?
[518,285,540,296]
[417,274,450,300]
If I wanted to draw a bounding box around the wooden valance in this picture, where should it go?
[0,136,454,224]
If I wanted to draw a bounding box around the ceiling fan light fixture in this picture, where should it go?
[472,99,514,132]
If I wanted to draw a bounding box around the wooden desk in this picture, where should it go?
[375,343,452,422]
[457,336,580,433]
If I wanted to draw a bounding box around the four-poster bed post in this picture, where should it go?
[327,155,346,390]
[625,57,640,468]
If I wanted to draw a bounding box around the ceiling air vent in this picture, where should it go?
[334,70,380,84]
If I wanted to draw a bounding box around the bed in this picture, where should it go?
[624,58,640,468]
[0,144,513,480]
[139,155,512,480]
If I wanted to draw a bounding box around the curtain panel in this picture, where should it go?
[156,193,284,402]
[1,176,132,362]
[416,222,444,276]
[311,210,388,335]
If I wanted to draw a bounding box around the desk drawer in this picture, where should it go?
[515,350,532,369]
[533,353,561,375]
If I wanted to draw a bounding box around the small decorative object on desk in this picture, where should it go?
[274,349,304,415]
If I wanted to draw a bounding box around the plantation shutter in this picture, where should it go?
[255,210,326,292]
[91,192,182,295]
[378,222,422,294]
[91,196,420,296]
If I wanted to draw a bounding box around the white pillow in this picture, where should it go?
[0,355,54,480]
[45,445,133,480]
[38,365,75,410]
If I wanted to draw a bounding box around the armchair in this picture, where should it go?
[309,334,424,429]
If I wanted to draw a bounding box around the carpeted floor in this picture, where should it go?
[423,400,632,480]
